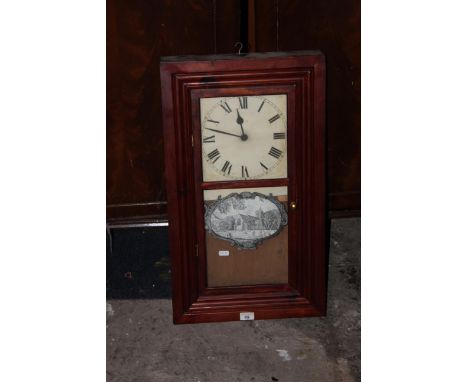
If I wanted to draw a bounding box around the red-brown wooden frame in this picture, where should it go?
[160,51,326,324]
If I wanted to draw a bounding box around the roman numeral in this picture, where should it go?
[203,135,215,143]
[207,119,219,124]
[241,165,249,178]
[220,101,232,113]
[221,160,232,174]
[268,146,282,159]
[239,96,248,109]
[273,132,286,139]
[260,162,268,170]
[207,148,220,162]
[268,114,281,124]
[258,100,265,112]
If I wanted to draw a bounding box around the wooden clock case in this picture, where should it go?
[160,51,326,324]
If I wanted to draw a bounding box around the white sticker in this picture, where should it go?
[240,312,255,321]
[218,250,230,257]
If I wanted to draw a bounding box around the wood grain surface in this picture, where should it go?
[107,0,241,221]
[253,0,361,212]
[107,0,360,223]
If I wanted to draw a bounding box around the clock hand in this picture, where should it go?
[236,109,248,141]
[205,127,243,138]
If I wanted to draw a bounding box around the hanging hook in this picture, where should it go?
[234,42,243,55]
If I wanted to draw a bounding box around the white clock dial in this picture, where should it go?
[200,94,287,181]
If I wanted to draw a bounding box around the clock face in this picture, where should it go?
[200,94,287,182]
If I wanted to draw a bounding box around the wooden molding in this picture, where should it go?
[106,201,167,221]
[160,51,327,324]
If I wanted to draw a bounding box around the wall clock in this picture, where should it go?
[160,51,326,324]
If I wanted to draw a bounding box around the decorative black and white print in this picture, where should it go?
[204,192,288,249]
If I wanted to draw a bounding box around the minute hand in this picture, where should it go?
[205,127,242,138]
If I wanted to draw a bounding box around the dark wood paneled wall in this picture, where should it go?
[253,0,361,213]
[107,0,241,222]
[107,0,360,224]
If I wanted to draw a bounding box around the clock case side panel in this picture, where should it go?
[160,64,200,323]
[160,52,327,324]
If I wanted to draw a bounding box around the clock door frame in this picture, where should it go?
[191,86,296,291]
[160,51,326,324]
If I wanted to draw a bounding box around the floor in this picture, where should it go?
[106,218,360,382]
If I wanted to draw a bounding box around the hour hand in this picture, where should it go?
[236,109,246,137]
[236,109,244,125]
[205,127,243,138]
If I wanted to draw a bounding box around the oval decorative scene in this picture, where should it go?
[204,192,288,249]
